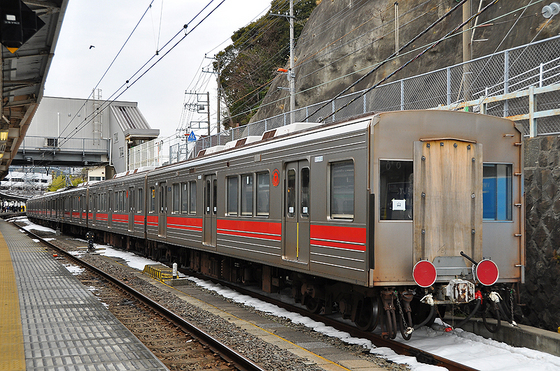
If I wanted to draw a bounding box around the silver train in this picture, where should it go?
[27,110,525,338]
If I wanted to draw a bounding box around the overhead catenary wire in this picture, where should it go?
[184,0,383,125]
[58,0,156,140]
[230,0,519,122]
[56,0,227,151]
[217,0,545,126]
[313,0,502,123]
[223,0,440,121]
[303,0,472,122]
[462,0,549,107]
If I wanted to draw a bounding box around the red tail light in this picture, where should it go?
[413,260,437,288]
[476,259,499,286]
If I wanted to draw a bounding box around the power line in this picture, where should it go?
[310,0,500,123]
[58,0,156,139]
[47,0,227,163]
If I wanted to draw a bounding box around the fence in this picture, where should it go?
[131,34,560,169]
[127,140,166,170]
[20,136,109,154]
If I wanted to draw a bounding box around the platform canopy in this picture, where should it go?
[1,0,68,180]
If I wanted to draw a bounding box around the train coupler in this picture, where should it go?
[434,278,476,304]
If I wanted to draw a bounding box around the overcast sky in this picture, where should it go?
[44,0,270,140]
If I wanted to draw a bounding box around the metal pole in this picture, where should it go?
[462,0,472,105]
[207,92,211,137]
[289,0,295,124]
[529,85,536,137]
[394,2,399,55]
[0,50,2,127]
[216,58,221,133]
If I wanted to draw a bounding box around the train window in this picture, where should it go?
[129,190,135,212]
[227,176,238,216]
[483,164,512,221]
[379,160,413,220]
[241,174,253,216]
[256,172,269,216]
[189,181,197,214]
[172,183,180,213]
[149,186,156,212]
[330,161,354,219]
[213,179,217,215]
[301,167,310,217]
[205,180,211,214]
[138,188,144,212]
[287,169,296,217]
[181,183,188,213]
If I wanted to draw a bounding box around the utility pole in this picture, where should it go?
[272,0,296,124]
[216,58,221,133]
[462,0,472,105]
[203,55,228,132]
[206,92,211,137]
[183,91,210,136]
[289,0,295,124]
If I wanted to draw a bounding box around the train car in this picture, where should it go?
[27,110,524,338]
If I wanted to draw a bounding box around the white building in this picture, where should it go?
[17,96,160,175]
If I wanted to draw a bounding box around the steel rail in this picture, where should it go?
[21,227,267,371]
[183,270,479,371]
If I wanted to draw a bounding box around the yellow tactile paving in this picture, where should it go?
[0,230,25,371]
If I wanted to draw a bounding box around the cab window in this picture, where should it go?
[483,164,512,221]
[380,160,413,220]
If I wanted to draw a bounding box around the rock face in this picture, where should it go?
[523,136,560,332]
[252,0,560,122]
[249,0,560,332]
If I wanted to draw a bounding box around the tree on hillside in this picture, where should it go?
[216,0,317,129]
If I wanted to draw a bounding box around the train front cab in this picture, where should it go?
[370,110,524,338]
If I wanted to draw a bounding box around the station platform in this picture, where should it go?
[0,220,168,371]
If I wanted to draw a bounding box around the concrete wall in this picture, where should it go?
[523,136,560,332]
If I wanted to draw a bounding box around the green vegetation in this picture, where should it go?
[47,174,84,192]
[216,0,317,128]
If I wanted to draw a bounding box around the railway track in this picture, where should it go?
[21,223,476,371]
[21,227,266,371]
[182,271,478,371]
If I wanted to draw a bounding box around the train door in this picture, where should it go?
[413,139,483,263]
[283,160,310,264]
[108,190,113,228]
[158,182,167,237]
[128,187,135,232]
[91,193,96,227]
[203,174,217,247]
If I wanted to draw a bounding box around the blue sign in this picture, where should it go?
[187,131,197,142]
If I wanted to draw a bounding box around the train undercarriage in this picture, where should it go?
[41,220,520,339]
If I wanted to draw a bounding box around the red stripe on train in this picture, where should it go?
[147,215,158,226]
[217,219,282,235]
[112,214,129,223]
[310,239,366,251]
[310,225,366,251]
[134,215,145,225]
[167,216,203,231]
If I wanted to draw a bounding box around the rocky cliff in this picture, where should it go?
[252,0,560,122]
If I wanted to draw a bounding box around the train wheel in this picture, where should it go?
[354,297,380,332]
[304,296,323,314]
